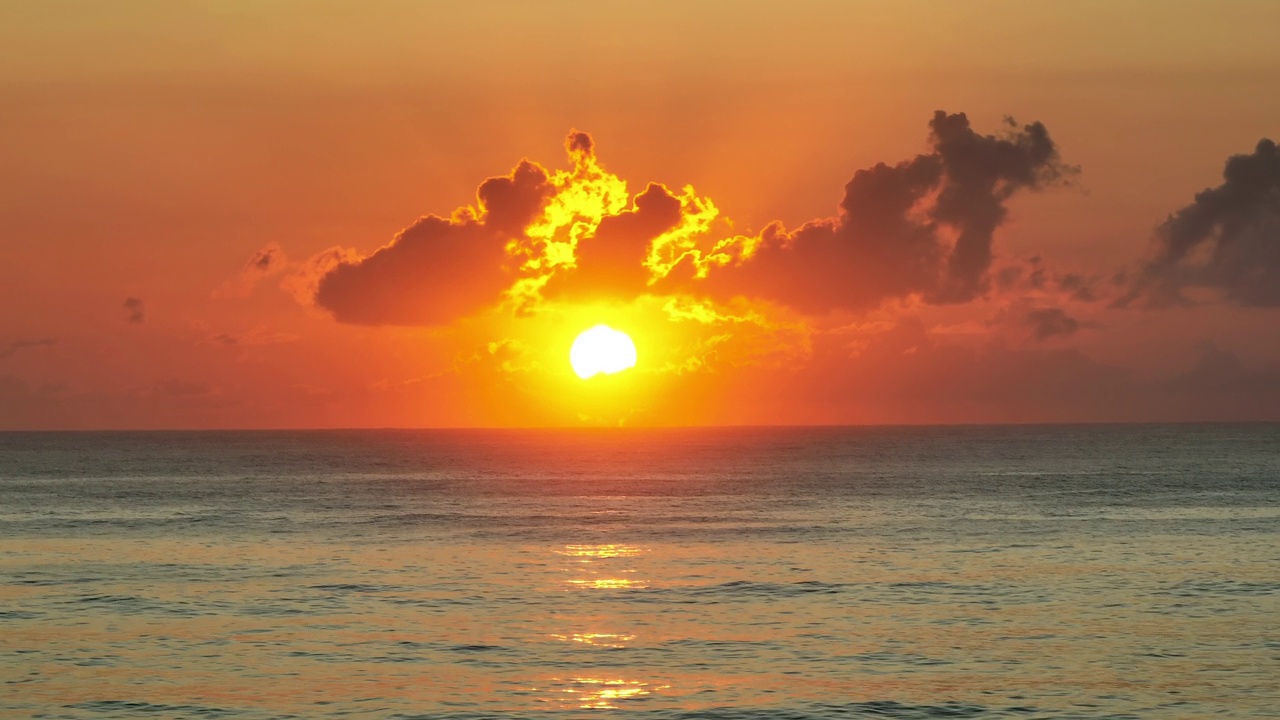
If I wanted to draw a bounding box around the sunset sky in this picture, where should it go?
[3,1,1279,428]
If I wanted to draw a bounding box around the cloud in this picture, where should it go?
[692,111,1075,313]
[294,113,1071,327]
[992,257,1108,308]
[310,157,554,325]
[0,337,56,359]
[542,182,685,301]
[1056,273,1101,303]
[1124,138,1280,307]
[206,329,298,346]
[1024,307,1079,341]
[282,245,360,307]
[214,242,288,298]
[123,297,145,324]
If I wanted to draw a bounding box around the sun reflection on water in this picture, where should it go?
[564,577,648,589]
[549,632,636,648]
[544,677,668,709]
[555,543,642,559]
[543,541,665,706]
[559,543,649,590]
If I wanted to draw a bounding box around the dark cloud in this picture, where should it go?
[929,113,1075,302]
[992,256,1105,303]
[994,255,1049,292]
[994,264,1025,291]
[1057,273,1100,302]
[312,159,553,325]
[474,161,557,237]
[123,297,145,324]
[1025,308,1079,341]
[565,131,594,156]
[249,244,282,271]
[699,111,1075,313]
[216,242,290,299]
[0,338,56,359]
[1124,138,1280,307]
[543,183,684,301]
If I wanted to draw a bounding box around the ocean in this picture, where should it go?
[1,425,1277,719]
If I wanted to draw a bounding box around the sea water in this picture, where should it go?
[1,425,1277,718]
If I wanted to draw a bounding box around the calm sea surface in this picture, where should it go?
[1,425,1277,719]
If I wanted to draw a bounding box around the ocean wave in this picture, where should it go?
[64,700,238,717]
[1155,579,1280,596]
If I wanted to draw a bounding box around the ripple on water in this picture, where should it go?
[64,700,237,717]
[0,610,43,620]
[1156,580,1280,597]
[306,582,411,593]
[60,594,208,617]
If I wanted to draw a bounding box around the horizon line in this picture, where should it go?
[1,419,1277,433]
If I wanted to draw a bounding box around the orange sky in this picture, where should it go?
[2,1,1279,429]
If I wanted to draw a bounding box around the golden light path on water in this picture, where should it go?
[536,542,659,709]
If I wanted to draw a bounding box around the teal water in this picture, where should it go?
[1,425,1277,718]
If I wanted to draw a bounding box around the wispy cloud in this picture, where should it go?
[0,337,56,359]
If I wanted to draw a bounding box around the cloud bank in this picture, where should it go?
[298,112,1074,326]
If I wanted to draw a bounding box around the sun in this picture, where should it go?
[569,325,637,379]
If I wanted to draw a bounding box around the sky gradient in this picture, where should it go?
[3,1,1279,428]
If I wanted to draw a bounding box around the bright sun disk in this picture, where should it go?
[570,325,637,379]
